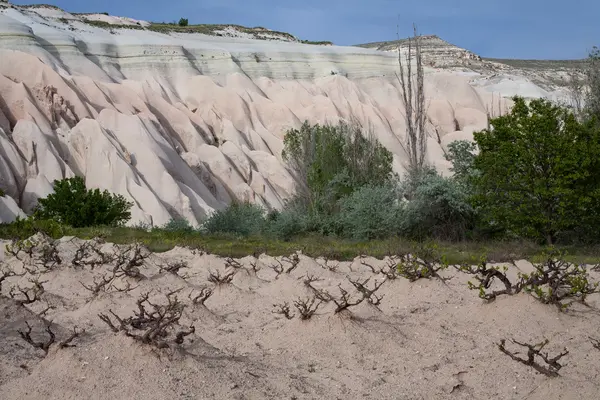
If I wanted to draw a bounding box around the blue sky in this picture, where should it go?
[12,0,600,59]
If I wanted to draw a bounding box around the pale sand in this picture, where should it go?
[1,234,599,399]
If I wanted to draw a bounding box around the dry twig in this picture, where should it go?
[18,322,55,354]
[159,261,188,276]
[268,260,284,279]
[249,259,261,274]
[36,241,62,271]
[112,243,150,280]
[59,326,83,348]
[318,256,339,272]
[9,277,47,305]
[80,274,114,297]
[359,256,378,273]
[301,275,333,302]
[497,338,568,377]
[397,251,449,282]
[301,274,322,287]
[348,277,386,306]
[72,239,112,269]
[272,302,295,320]
[189,287,213,305]
[225,257,244,270]
[0,263,23,290]
[459,251,600,309]
[333,285,365,313]
[208,269,235,285]
[293,297,321,320]
[283,254,300,274]
[380,258,399,280]
[98,292,193,348]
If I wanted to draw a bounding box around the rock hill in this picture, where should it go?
[356,35,483,67]
[0,3,575,226]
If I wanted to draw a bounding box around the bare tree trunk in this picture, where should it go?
[396,23,427,173]
[586,46,600,119]
[567,69,586,119]
[567,47,600,121]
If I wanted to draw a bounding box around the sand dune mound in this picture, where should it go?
[1,235,599,399]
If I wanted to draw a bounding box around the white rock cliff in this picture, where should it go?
[0,4,568,226]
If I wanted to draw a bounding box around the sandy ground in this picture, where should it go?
[1,234,600,400]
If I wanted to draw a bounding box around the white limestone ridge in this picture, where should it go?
[0,3,576,226]
[356,35,581,96]
[357,35,483,67]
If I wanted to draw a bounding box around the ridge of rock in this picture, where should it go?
[0,3,573,226]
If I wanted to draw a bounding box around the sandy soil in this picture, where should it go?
[1,234,599,400]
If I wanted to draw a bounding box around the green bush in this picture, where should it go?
[444,140,478,187]
[201,202,266,237]
[585,46,600,120]
[0,187,4,197]
[33,176,132,228]
[282,121,395,213]
[0,217,69,239]
[159,218,194,233]
[472,96,600,244]
[336,184,402,240]
[400,167,475,241]
[264,200,309,241]
[178,18,189,27]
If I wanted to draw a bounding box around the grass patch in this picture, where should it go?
[482,58,586,70]
[1,222,598,264]
[20,4,64,10]
[72,12,110,16]
[82,19,145,30]
[74,19,329,45]
[81,20,292,38]
[146,23,297,41]
[300,40,334,46]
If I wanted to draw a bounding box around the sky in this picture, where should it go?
[11,0,600,59]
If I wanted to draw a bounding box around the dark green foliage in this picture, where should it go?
[201,202,266,237]
[0,217,68,239]
[146,23,297,41]
[282,121,395,214]
[264,200,309,241]
[336,184,402,240]
[0,187,5,197]
[1,218,599,264]
[281,121,479,242]
[178,18,189,27]
[280,121,398,239]
[33,177,132,228]
[400,168,475,241]
[301,40,334,45]
[82,19,145,30]
[472,97,600,244]
[159,218,194,233]
[6,93,600,252]
[585,46,600,120]
[444,140,478,187]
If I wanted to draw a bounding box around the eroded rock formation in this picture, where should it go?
[0,4,565,226]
